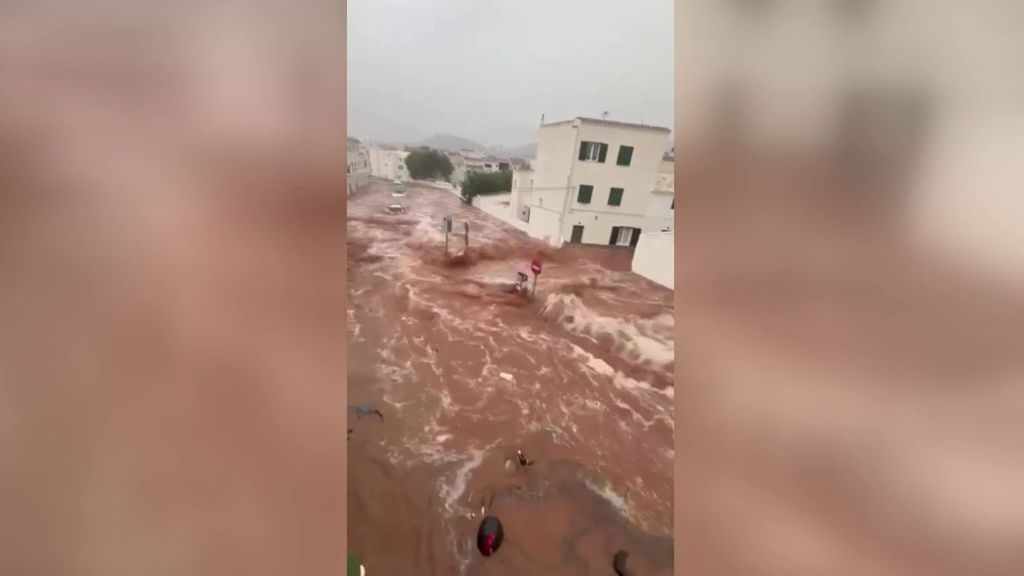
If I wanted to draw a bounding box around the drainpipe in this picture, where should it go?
[560,119,581,244]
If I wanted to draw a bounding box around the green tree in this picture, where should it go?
[405,148,454,181]
[460,171,512,203]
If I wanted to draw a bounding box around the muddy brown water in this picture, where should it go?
[347,181,674,575]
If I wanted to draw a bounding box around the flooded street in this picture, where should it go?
[347,180,674,575]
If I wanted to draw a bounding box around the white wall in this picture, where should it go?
[645,191,675,231]
[368,148,409,181]
[470,193,529,233]
[632,231,674,290]
[523,123,577,245]
[532,123,577,196]
[510,169,534,215]
[525,205,564,246]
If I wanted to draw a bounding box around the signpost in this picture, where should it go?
[529,258,542,296]
[442,216,469,258]
[442,215,454,256]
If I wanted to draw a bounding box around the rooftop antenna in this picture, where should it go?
[601,111,609,120]
[540,113,545,125]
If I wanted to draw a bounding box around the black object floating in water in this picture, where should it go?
[476,516,504,557]
[613,550,629,575]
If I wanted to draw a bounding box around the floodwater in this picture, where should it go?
[347,181,675,575]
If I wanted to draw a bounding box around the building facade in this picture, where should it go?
[632,230,674,289]
[510,117,672,247]
[346,137,371,196]
[368,147,409,181]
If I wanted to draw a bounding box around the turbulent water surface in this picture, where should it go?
[347,181,674,575]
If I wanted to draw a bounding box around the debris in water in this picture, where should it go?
[499,372,514,382]
[613,550,629,576]
[516,449,534,467]
[476,516,504,557]
[347,554,366,576]
[349,405,384,420]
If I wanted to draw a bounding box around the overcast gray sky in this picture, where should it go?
[347,0,674,147]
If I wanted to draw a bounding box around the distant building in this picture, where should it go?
[368,147,409,181]
[347,137,371,195]
[465,156,508,174]
[510,157,532,171]
[509,116,672,247]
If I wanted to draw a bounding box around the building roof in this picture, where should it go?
[541,116,671,134]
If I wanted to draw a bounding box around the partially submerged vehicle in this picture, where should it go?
[384,203,406,215]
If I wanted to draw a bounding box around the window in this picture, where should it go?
[616,146,634,166]
[609,226,635,247]
[577,184,593,204]
[608,187,624,206]
[578,141,608,163]
[671,199,674,210]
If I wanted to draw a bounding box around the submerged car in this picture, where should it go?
[384,203,406,215]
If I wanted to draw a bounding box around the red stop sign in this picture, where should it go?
[530,259,542,275]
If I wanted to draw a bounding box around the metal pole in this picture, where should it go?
[464,222,469,252]
[532,275,537,297]
[445,231,449,256]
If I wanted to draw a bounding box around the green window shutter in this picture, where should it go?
[597,143,608,163]
[578,142,588,161]
[577,185,593,204]
[608,187,623,206]
[616,146,633,166]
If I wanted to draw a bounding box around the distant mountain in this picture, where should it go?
[493,142,536,158]
[419,134,486,152]
[416,134,537,159]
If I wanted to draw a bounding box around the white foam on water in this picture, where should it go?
[584,477,633,521]
[439,448,487,515]
[499,372,514,382]
[542,292,674,370]
[612,372,674,401]
[588,359,615,377]
[347,309,362,341]
[568,342,675,421]
[436,385,452,412]
[402,438,465,467]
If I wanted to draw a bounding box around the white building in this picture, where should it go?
[632,230,674,290]
[646,156,675,232]
[466,156,509,174]
[509,117,673,247]
[346,137,371,196]
[368,147,409,181]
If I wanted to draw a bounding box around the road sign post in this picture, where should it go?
[443,216,453,257]
[530,258,542,296]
